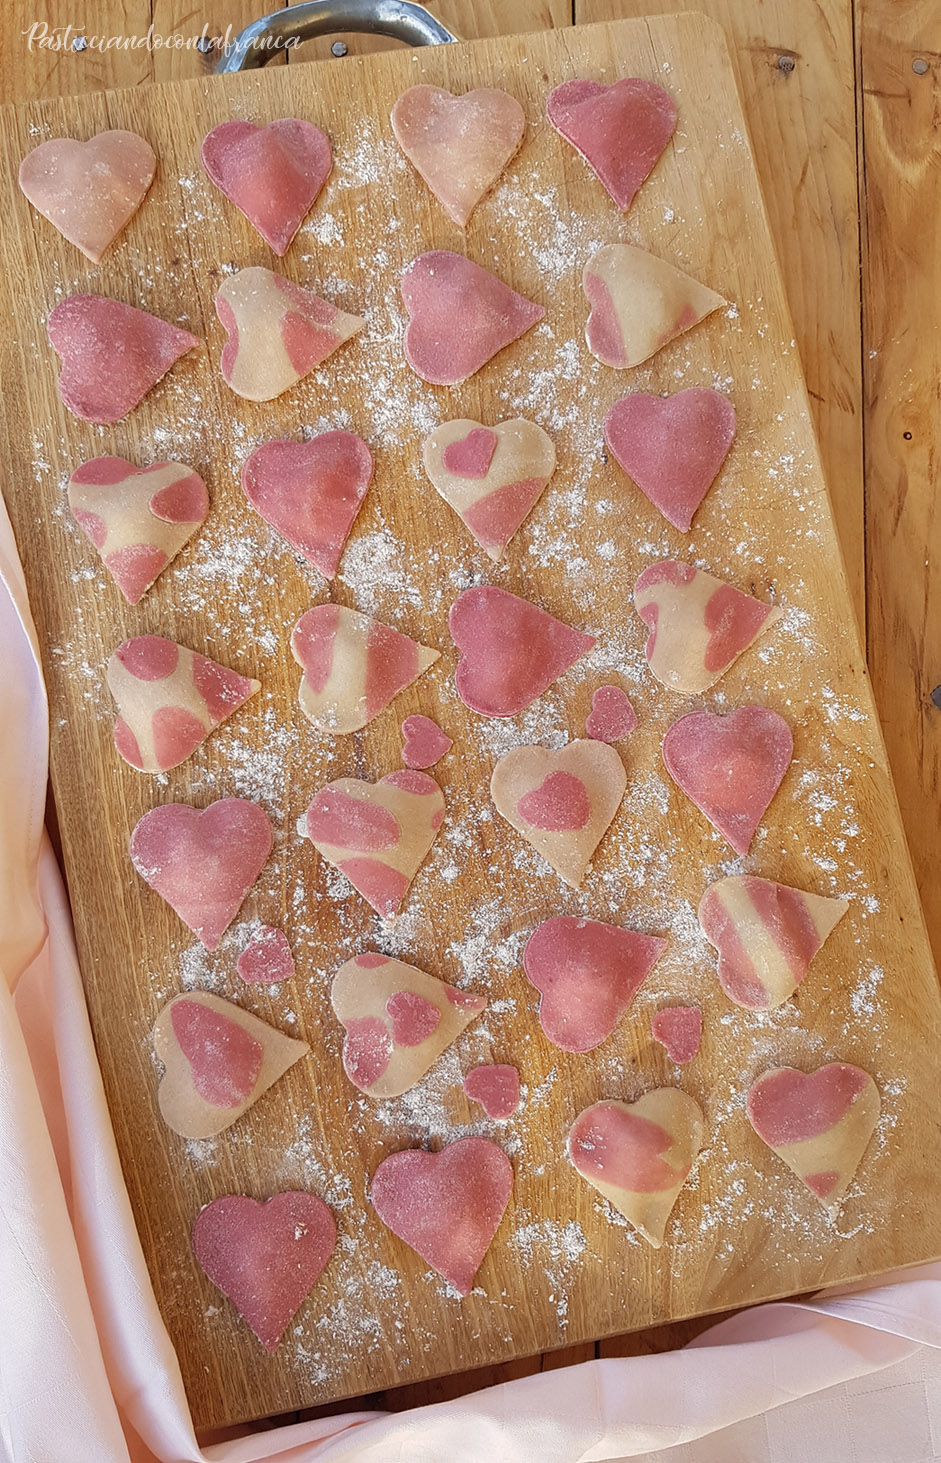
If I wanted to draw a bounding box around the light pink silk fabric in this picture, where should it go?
[3,489,940,1463]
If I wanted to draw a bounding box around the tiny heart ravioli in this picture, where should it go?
[237,927,294,986]
[568,1092,704,1247]
[634,559,781,695]
[523,916,666,1051]
[19,129,156,262]
[242,432,373,579]
[152,992,308,1139]
[47,295,199,424]
[463,1065,520,1120]
[491,740,626,887]
[391,85,525,227]
[651,1007,702,1065]
[193,1191,336,1353]
[449,585,595,718]
[422,417,555,560]
[401,714,452,769]
[604,388,736,532]
[291,604,439,734]
[298,769,444,919]
[331,952,486,1097]
[201,118,332,255]
[129,798,272,951]
[546,77,676,212]
[747,1063,880,1214]
[371,1137,513,1295]
[585,685,637,743]
[583,244,726,369]
[401,251,544,385]
[107,635,260,773]
[215,266,364,401]
[699,875,848,1011]
[662,706,793,856]
[68,456,208,604]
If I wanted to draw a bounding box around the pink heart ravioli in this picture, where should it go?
[463,1065,520,1120]
[547,77,676,212]
[371,1136,513,1295]
[585,685,637,742]
[402,251,544,385]
[47,295,199,424]
[583,244,726,369]
[423,417,556,560]
[193,1191,336,1352]
[242,432,372,579]
[201,118,332,255]
[651,1006,702,1064]
[291,604,439,734]
[68,456,209,604]
[524,916,666,1052]
[237,927,295,985]
[662,706,793,855]
[604,389,736,532]
[19,128,156,262]
[449,585,595,717]
[401,715,452,769]
[391,85,525,227]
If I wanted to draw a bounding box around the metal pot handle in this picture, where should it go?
[215,0,459,73]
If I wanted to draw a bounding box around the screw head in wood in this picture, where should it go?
[331,40,349,57]
[913,58,929,75]
[777,54,796,73]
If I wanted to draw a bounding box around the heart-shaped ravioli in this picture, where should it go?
[423,417,555,560]
[152,992,308,1139]
[491,740,625,887]
[291,604,439,734]
[237,927,295,986]
[463,1065,521,1120]
[68,456,208,604]
[371,1136,513,1294]
[747,1063,880,1213]
[331,952,486,1097]
[568,1092,704,1247]
[130,798,272,950]
[392,86,525,227]
[19,129,156,262]
[193,1191,336,1352]
[450,585,595,718]
[604,388,736,531]
[47,295,199,424]
[107,635,260,773]
[546,77,676,212]
[651,1007,702,1064]
[298,769,444,918]
[662,706,793,855]
[216,267,364,401]
[402,251,544,385]
[201,118,332,255]
[634,559,780,695]
[585,685,637,742]
[583,244,726,369]
[401,714,452,769]
[699,875,848,1010]
[523,916,665,1051]
[242,432,373,579]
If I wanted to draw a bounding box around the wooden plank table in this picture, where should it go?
[2,0,939,1429]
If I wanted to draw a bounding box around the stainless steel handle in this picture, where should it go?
[216,0,459,73]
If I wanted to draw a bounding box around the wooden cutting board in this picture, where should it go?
[2,11,940,1432]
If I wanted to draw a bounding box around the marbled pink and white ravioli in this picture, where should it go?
[634,559,781,695]
[242,432,372,579]
[583,244,726,369]
[152,992,308,1139]
[47,295,199,424]
[523,916,666,1051]
[699,875,848,1011]
[391,86,525,228]
[747,1063,880,1213]
[215,266,364,401]
[463,1065,520,1120]
[402,251,544,385]
[19,129,156,262]
[449,585,595,718]
[237,927,295,986]
[401,715,452,769]
[491,740,626,887]
[201,118,332,255]
[422,417,555,560]
[68,456,208,604]
[371,1136,512,1295]
[585,684,637,742]
[331,952,486,1097]
[604,388,736,532]
[651,1006,702,1064]
[291,604,439,734]
[130,798,272,950]
[298,769,444,918]
[107,635,260,773]
[568,1091,705,1247]
[662,706,793,855]
[546,78,676,212]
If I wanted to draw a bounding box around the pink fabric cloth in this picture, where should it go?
[3,488,941,1463]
